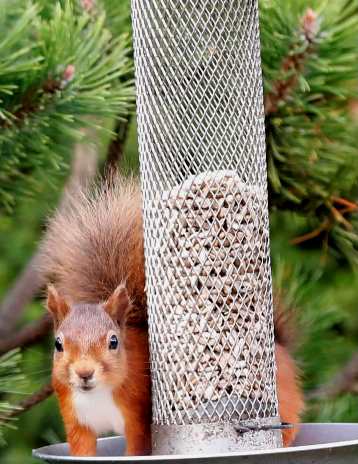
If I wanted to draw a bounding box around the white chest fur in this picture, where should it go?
[72,387,125,436]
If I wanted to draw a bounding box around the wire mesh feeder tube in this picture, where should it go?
[132,0,282,455]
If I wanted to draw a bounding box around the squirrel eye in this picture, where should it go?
[109,334,119,350]
[55,337,63,352]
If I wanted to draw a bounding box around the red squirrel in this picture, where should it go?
[41,177,303,456]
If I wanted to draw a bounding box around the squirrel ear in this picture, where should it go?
[104,284,130,324]
[47,285,70,329]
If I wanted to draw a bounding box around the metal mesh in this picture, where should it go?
[131,0,280,452]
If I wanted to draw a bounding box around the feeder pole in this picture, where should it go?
[132,0,282,455]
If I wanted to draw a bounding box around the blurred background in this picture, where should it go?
[1,0,358,462]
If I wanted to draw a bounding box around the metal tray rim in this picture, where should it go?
[32,423,358,462]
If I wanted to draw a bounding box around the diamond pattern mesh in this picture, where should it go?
[132,0,279,427]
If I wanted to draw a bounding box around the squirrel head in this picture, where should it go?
[47,284,131,393]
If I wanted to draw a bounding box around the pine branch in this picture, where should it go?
[291,196,358,246]
[261,0,358,264]
[1,65,75,129]
[0,1,134,212]
[265,8,320,115]
[0,131,99,335]
[0,315,52,356]
[0,255,45,337]
[0,350,25,441]
[1,383,53,422]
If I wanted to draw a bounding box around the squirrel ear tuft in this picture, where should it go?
[104,284,130,324]
[47,285,70,329]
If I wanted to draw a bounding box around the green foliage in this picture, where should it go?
[261,0,358,264]
[99,0,132,35]
[0,350,25,446]
[1,343,57,464]
[1,0,358,461]
[271,211,358,423]
[0,0,134,213]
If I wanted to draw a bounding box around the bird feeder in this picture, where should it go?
[132,0,280,455]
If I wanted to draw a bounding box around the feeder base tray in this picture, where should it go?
[33,423,358,463]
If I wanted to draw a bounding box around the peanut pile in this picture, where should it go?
[155,171,275,420]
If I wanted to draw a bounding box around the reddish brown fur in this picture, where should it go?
[42,176,303,456]
[115,326,151,455]
[54,381,97,456]
[275,343,304,446]
[274,298,304,445]
[41,178,146,321]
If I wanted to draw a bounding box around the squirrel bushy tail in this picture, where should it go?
[273,293,298,353]
[40,176,146,323]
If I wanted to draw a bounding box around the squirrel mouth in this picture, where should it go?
[79,385,94,392]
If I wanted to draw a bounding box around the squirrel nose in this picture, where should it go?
[76,369,94,382]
